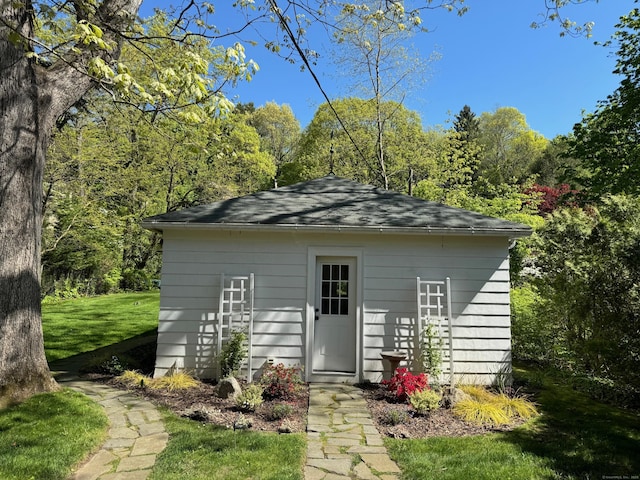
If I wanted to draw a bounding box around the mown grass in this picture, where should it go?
[387,365,640,479]
[0,389,108,480]
[42,291,159,362]
[149,411,306,480]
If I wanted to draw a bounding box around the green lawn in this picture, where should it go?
[387,365,640,479]
[42,291,160,362]
[0,389,108,480]
[150,412,306,480]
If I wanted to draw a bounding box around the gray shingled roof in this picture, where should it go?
[142,175,532,237]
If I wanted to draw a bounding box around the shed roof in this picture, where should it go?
[142,175,532,237]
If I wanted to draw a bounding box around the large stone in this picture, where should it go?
[441,387,471,408]
[216,376,242,399]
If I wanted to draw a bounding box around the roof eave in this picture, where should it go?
[141,221,532,238]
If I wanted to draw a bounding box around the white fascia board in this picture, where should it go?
[141,221,532,238]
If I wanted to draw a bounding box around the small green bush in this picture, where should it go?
[219,329,247,378]
[409,388,441,415]
[236,384,264,412]
[380,408,409,426]
[269,403,294,420]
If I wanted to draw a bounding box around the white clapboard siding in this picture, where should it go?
[154,229,513,385]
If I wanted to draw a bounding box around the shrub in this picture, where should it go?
[260,363,303,400]
[380,408,409,426]
[95,355,129,375]
[219,329,248,378]
[382,367,428,403]
[236,384,264,412]
[149,371,199,391]
[269,403,294,420]
[419,322,443,378]
[409,389,441,415]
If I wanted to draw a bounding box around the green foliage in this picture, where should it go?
[409,389,441,415]
[292,98,431,190]
[268,403,294,421]
[259,363,304,400]
[236,384,265,412]
[380,408,409,426]
[510,286,553,362]
[567,9,640,197]
[219,330,248,378]
[0,390,108,480]
[476,107,548,186]
[418,322,443,379]
[532,196,640,386]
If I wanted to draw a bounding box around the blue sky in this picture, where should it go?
[144,1,636,139]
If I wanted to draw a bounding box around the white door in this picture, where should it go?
[313,257,357,373]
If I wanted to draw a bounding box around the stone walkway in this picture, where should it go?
[58,378,168,480]
[305,384,401,480]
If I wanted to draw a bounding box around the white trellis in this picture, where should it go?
[416,277,454,384]
[217,273,254,381]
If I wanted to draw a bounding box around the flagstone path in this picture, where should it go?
[305,384,401,480]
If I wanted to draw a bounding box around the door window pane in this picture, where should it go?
[320,263,350,315]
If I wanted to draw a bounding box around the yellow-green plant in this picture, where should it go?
[459,384,496,402]
[117,370,149,388]
[409,388,441,415]
[493,394,539,420]
[454,385,539,426]
[236,384,264,412]
[149,371,199,391]
[453,399,511,426]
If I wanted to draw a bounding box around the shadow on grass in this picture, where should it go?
[49,329,158,380]
[503,367,640,478]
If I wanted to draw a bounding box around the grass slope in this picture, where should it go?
[0,389,108,480]
[42,291,159,362]
[387,366,640,479]
[150,411,306,480]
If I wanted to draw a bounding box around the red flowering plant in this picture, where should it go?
[259,363,304,400]
[382,367,429,403]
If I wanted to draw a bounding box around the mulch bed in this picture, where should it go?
[92,341,523,438]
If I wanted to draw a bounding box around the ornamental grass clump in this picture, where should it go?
[453,385,539,426]
[149,370,199,391]
[117,370,149,388]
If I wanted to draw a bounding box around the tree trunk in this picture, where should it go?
[0,0,142,407]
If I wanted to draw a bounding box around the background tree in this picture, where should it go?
[247,102,301,186]
[293,98,430,191]
[475,107,548,188]
[331,0,444,189]
[567,8,640,198]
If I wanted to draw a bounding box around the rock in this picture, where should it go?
[217,376,242,399]
[233,414,252,430]
[387,426,411,438]
[441,387,471,408]
[182,404,220,422]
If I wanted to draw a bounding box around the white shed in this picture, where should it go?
[142,175,531,385]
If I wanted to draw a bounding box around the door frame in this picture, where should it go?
[305,247,363,383]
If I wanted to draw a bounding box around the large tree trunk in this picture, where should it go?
[0,0,142,408]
